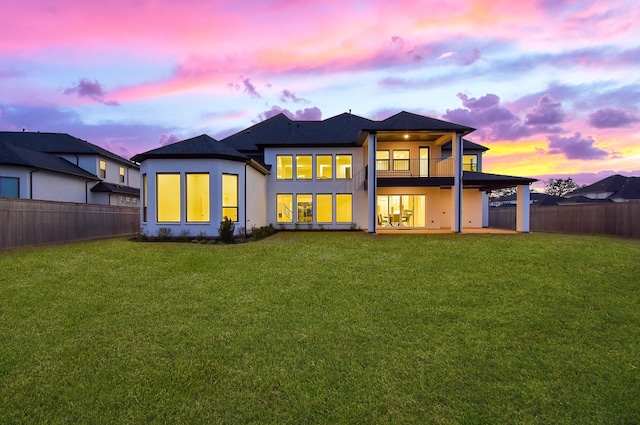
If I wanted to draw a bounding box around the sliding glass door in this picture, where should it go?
[377,195,425,228]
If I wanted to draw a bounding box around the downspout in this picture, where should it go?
[29,169,39,199]
[244,163,248,236]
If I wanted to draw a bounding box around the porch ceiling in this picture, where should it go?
[375,131,452,144]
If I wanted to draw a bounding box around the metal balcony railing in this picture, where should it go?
[374,157,463,178]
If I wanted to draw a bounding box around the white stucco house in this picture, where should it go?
[131,111,536,236]
[0,131,140,205]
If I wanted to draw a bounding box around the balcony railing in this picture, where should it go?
[375,157,471,178]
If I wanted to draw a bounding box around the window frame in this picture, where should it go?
[276,155,293,180]
[336,193,353,223]
[316,155,333,180]
[315,193,333,223]
[335,154,352,179]
[463,154,479,172]
[99,160,107,179]
[376,150,390,171]
[186,172,210,223]
[296,193,313,223]
[393,150,410,171]
[0,176,20,198]
[296,154,313,180]
[222,173,239,222]
[119,166,125,183]
[276,193,294,223]
[156,173,181,223]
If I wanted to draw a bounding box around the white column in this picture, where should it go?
[451,133,463,232]
[367,132,377,233]
[516,184,531,232]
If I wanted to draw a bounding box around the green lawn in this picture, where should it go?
[1,232,639,424]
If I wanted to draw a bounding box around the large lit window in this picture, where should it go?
[297,194,313,223]
[463,154,478,172]
[376,150,390,171]
[99,160,106,179]
[0,176,19,198]
[142,174,147,222]
[393,150,410,171]
[419,147,430,177]
[186,173,210,222]
[296,155,312,180]
[336,194,352,223]
[277,194,293,223]
[276,155,293,180]
[316,155,332,179]
[336,155,352,179]
[222,174,238,222]
[276,193,293,223]
[119,166,125,183]
[157,173,181,222]
[316,194,332,223]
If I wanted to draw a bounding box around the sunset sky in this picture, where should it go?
[1,0,638,188]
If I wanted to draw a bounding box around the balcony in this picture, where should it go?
[374,157,475,178]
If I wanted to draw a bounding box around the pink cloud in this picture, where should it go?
[588,108,640,128]
[63,78,119,106]
[547,132,608,160]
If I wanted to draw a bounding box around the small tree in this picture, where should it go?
[544,178,580,197]
[218,217,235,243]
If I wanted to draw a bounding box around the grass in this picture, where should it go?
[0,232,639,424]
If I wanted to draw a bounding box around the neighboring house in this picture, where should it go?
[0,131,140,205]
[490,192,564,207]
[132,111,536,236]
[564,174,640,203]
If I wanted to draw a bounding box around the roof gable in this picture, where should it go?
[131,134,248,162]
[369,111,475,133]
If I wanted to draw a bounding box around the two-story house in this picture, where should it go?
[132,111,535,236]
[0,132,140,205]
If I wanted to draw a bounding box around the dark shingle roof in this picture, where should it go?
[441,139,489,152]
[0,131,135,166]
[0,139,99,179]
[366,111,475,133]
[131,134,248,162]
[566,174,640,201]
[222,112,375,151]
[90,181,140,196]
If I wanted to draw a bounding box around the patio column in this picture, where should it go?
[451,132,463,232]
[367,132,377,233]
[516,184,531,232]
[482,191,489,228]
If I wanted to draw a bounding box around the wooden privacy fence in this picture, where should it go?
[490,202,640,238]
[1,198,140,250]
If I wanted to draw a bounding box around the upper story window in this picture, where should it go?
[316,155,332,179]
[296,155,312,180]
[336,155,352,179]
[99,160,107,179]
[119,166,125,183]
[393,150,410,171]
[463,154,478,172]
[276,155,293,180]
[376,150,390,171]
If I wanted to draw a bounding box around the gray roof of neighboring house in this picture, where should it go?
[566,174,640,201]
[90,181,140,196]
[131,134,249,162]
[0,131,136,166]
[0,139,99,180]
[558,195,613,204]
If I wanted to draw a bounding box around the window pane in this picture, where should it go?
[296,155,312,180]
[277,194,293,223]
[336,194,352,223]
[393,150,410,171]
[336,155,352,179]
[316,194,332,223]
[119,166,125,183]
[419,147,430,177]
[297,194,313,223]
[376,150,389,171]
[276,155,293,179]
[316,155,332,179]
[157,174,181,222]
[187,173,210,222]
[142,174,147,222]
[99,160,106,178]
[222,174,238,222]
[463,155,478,172]
[0,177,19,198]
